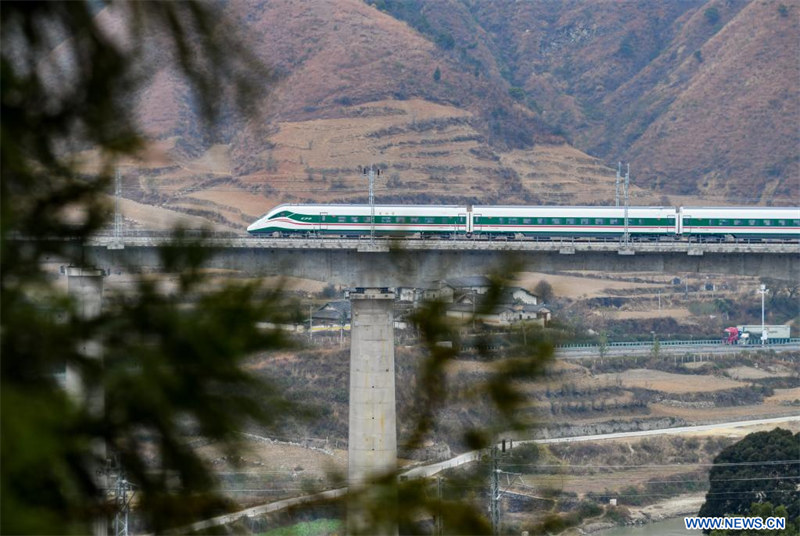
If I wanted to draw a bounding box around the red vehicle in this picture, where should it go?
[724,325,791,344]
[724,327,745,344]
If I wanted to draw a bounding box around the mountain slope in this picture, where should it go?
[110,0,797,231]
[389,0,798,200]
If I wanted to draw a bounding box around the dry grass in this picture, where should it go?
[725,366,779,380]
[609,308,692,320]
[117,198,233,231]
[764,387,800,404]
[595,369,745,393]
[516,272,664,300]
[521,466,693,496]
[649,403,800,423]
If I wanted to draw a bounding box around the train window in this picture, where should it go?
[498,218,506,224]
[595,219,603,225]
[337,217,346,223]
[397,217,406,224]
[537,218,545,224]
[718,219,727,226]
[566,218,575,225]
[425,217,434,224]
[763,220,772,226]
[381,217,391,223]
[733,220,742,225]
[411,217,420,223]
[610,219,619,225]
[778,220,786,226]
[523,218,532,224]
[509,218,519,225]
[794,220,800,226]
[350,217,358,223]
[552,218,561,224]
[749,219,756,225]
[581,219,590,225]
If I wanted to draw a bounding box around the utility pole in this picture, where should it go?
[109,168,125,250]
[490,446,500,536]
[115,168,121,240]
[362,165,381,243]
[615,162,621,207]
[113,461,134,536]
[623,163,630,247]
[435,476,443,536]
[309,303,313,342]
[759,284,769,344]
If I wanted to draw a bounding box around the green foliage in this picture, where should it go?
[0,2,282,533]
[508,87,526,102]
[533,279,555,304]
[617,33,637,59]
[433,66,442,82]
[320,283,339,299]
[504,443,540,466]
[1,2,557,533]
[258,518,343,536]
[709,502,798,535]
[698,428,800,524]
[603,505,631,523]
[705,7,721,25]
[778,4,789,18]
[435,31,456,50]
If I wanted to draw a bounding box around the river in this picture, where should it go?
[600,517,690,535]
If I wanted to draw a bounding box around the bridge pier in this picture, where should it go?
[347,288,398,535]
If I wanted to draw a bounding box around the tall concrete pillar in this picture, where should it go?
[66,267,108,536]
[348,288,397,535]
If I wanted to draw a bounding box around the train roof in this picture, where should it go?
[268,203,465,208]
[472,205,674,209]
[679,206,799,210]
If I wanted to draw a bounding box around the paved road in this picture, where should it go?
[556,341,800,359]
[403,415,800,479]
[161,415,800,534]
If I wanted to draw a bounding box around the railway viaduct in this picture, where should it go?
[73,236,799,285]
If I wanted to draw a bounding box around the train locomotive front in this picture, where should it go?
[247,204,468,236]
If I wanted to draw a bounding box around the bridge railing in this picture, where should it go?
[556,338,800,350]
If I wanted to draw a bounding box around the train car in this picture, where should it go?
[247,203,468,236]
[249,203,800,241]
[678,207,800,239]
[471,206,678,237]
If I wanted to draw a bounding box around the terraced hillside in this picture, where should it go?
[112,99,669,232]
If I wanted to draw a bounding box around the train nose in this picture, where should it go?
[247,218,264,233]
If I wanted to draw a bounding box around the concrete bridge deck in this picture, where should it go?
[77,235,799,285]
[87,235,799,255]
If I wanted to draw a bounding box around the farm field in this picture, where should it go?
[594,369,746,393]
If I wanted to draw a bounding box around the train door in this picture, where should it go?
[473,213,482,234]
[466,205,474,234]
[319,212,328,233]
[667,211,678,235]
[458,212,467,235]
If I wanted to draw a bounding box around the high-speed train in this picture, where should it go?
[247,204,800,240]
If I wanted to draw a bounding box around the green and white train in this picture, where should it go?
[247,204,800,240]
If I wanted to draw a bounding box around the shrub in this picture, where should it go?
[704,7,720,25]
